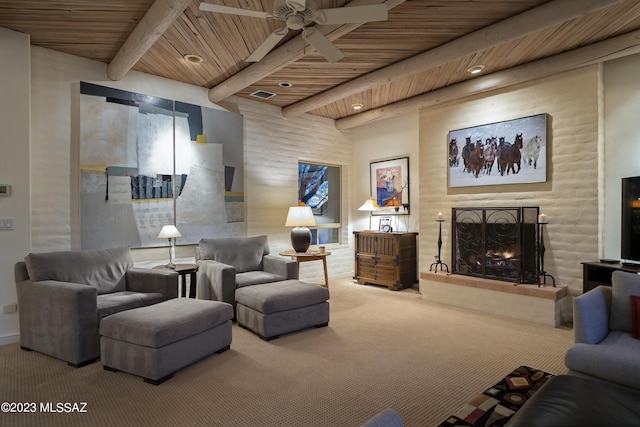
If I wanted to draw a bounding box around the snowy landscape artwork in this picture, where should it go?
[448,114,548,188]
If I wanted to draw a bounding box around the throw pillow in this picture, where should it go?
[610,270,640,332]
[631,295,640,339]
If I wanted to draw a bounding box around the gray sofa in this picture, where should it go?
[564,270,640,389]
[195,235,298,313]
[15,247,178,367]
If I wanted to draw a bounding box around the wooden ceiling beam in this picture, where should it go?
[106,0,191,81]
[335,29,640,130]
[282,0,625,119]
[206,0,407,104]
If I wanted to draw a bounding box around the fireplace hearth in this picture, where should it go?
[452,207,539,284]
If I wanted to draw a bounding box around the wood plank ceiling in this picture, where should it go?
[2,0,640,129]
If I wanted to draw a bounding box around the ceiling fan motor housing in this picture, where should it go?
[274,0,316,28]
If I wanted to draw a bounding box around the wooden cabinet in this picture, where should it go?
[353,231,418,290]
[582,261,640,293]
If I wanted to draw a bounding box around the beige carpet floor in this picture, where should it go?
[0,277,573,427]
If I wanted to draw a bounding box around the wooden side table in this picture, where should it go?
[279,250,331,288]
[153,263,199,298]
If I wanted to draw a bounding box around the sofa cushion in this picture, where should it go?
[610,270,640,332]
[235,271,287,288]
[24,247,133,295]
[564,330,640,389]
[97,291,167,319]
[198,235,269,273]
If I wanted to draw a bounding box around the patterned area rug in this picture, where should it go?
[438,365,554,427]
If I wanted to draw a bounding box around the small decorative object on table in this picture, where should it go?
[537,213,555,287]
[430,212,449,273]
[379,216,392,232]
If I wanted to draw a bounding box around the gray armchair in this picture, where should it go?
[15,247,178,367]
[195,235,297,313]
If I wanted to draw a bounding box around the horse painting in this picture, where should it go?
[447,113,547,188]
[522,135,542,169]
[498,133,523,176]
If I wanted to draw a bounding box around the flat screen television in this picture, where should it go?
[621,176,640,263]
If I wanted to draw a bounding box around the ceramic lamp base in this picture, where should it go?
[290,226,311,253]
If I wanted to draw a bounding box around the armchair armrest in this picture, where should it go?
[126,267,178,299]
[16,278,99,365]
[573,285,612,344]
[263,254,298,279]
[196,259,236,305]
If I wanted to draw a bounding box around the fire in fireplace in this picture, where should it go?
[452,207,539,284]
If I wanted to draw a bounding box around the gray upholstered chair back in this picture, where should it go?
[198,235,270,273]
[22,247,133,295]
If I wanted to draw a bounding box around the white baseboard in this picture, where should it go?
[0,333,19,346]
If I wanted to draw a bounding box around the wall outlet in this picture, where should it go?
[2,303,17,314]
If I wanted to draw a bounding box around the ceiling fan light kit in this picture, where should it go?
[199,0,388,63]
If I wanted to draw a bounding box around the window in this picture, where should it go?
[298,161,341,244]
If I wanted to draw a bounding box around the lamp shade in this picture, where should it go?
[285,206,317,227]
[157,225,182,239]
[358,198,380,211]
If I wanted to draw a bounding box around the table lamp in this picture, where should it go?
[285,206,316,253]
[358,197,380,230]
[157,224,182,269]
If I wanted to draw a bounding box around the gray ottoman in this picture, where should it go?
[235,280,330,341]
[100,298,233,384]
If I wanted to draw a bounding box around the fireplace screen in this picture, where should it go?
[452,207,539,284]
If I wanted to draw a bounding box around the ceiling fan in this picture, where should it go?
[199,0,388,63]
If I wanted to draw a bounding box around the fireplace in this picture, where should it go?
[452,207,539,284]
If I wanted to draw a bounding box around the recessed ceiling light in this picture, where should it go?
[351,103,364,110]
[467,64,485,74]
[279,81,292,88]
[183,54,204,64]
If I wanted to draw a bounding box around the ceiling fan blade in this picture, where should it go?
[199,2,271,19]
[285,0,306,12]
[315,4,388,25]
[246,28,288,62]
[302,27,344,63]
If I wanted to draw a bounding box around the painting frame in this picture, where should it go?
[447,113,548,188]
[370,156,410,216]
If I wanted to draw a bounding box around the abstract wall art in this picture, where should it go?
[79,82,244,249]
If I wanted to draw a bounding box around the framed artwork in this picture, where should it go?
[448,113,548,188]
[79,82,245,250]
[370,157,410,215]
[379,217,392,232]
